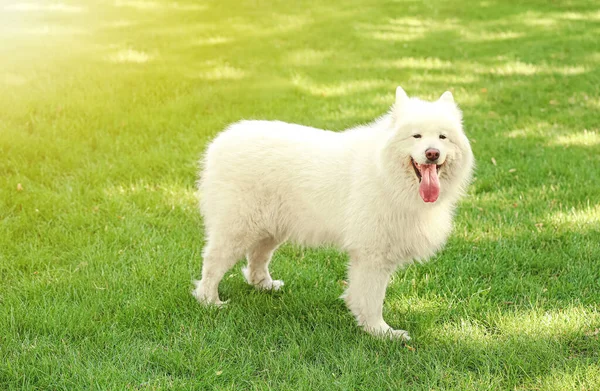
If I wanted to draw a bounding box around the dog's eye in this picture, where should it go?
[413,134,422,139]
[439,135,447,140]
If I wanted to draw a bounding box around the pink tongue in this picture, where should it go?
[419,164,440,203]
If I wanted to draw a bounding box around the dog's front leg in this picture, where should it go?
[342,255,410,341]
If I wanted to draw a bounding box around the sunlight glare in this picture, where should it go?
[3,2,84,13]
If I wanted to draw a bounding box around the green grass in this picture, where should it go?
[1,0,599,389]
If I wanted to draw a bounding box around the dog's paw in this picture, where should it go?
[263,279,284,291]
[253,278,284,291]
[365,325,411,341]
[385,329,411,341]
[191,280,228,307]
[242,267,284,291]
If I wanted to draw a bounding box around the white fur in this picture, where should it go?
[192,87,474,340]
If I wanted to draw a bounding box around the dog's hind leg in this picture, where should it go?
[192,236,245,306]
[242,236,284,291]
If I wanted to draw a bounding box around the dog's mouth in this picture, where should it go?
[410,158,442,203]
[410,159,443,180]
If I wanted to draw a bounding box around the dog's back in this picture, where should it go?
[199,120,356,246]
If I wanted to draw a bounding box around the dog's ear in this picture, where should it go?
[439,91,454,103]
[395,86,409,107]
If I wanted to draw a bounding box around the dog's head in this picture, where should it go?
[382,86,474,204]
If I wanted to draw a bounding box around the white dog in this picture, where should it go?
[193,86,474,340]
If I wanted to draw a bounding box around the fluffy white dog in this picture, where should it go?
[193,86,474,340]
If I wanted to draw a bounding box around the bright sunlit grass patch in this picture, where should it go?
[193,36,232,46]
[488,61,587,76]
[196,64,246,80]
[285,49,332,66]
[108,49,154,63]
[292,74,387,97]
[497,307,600,339]
[459,30,524,42]
[505,122,568,139]
[358,17,458,42]
[528,366,600,391]
[104,181,197,207]
[365,30,421,42]
[558,11,600,21]
[550,130,600,147]
[548,204,600,230]
[103,20,139,28]
[409,72,481,86]
[374,57,454,70]
[518,12,559,27]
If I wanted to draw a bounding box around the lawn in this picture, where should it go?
[1,0,599,389]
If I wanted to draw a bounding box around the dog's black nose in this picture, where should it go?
[425,148,440,162]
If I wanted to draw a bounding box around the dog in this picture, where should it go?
[193,86,474,340]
